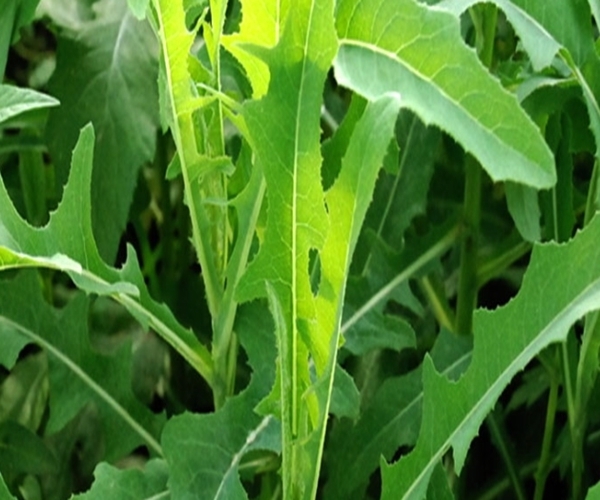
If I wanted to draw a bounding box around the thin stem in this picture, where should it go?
[419,275,455,332]
[455,155,482,335]
[486,409,527,500]
[533,368,559,500]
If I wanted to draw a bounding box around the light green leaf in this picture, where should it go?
[0,85,59,126]
[381,214,600,499]
[505,182,541,242]
[587,478,600,500]
[0,271,164,462]
[127,0,149,19]
[73,459,168,499]
[221,0,291,97]
[0,473,15,500]
[46,0,159,261]
[334,0,555,189]
[234,0,338,494]
[440,0,600,162]
[0,124,214,387]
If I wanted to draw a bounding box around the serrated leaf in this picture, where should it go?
[334,0,555,189]
[46,0,159,261]
[0,85,59,126]
[325,329,471,499]
[0,271,164,462]
[382,214,600,499]
[0,124,214,386]
[73,459,168,499]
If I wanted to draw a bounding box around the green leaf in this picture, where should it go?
[127,0,149,20]
[234,0,338,494]
[325,329,471,499]
[587,478,600,500]
[505,182,541,242]
[46,0,159,261]
[163,303,279,499]
[334,0,555,189]
[381,214,600,499]
[0,0,40,76]
[0,353,48,430]
[222,0,291,98]
[0,124,214,387]
[0,421,58,476]
[73,459,168,499]
[330,365,360,420]
[0,271,164,462]
[0,473,15,500]
[0,85,59,126]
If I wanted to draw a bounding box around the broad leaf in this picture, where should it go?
[73,459,168,499]
[0,124,214,386]
[0,271,164,462]
[382,214,600,499]
[334,0,555,189]
[46,0,159,261]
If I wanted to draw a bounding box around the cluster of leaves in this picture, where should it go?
[3,0,600,499]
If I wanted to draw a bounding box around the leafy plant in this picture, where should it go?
[3,0,600,499]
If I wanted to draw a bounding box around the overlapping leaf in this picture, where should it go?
[325,329,471,498]
[162,303,279,500]
[0,124,213,386]
[0,271,164,462]
[46,0,159,261]
[382,215,600,499]
[334,0,555,189]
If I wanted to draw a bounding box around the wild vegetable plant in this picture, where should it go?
[3,0,600,499]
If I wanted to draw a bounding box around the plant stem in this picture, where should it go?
[486,409,527,500]
[533,365,559,500]
[455,155,482,335]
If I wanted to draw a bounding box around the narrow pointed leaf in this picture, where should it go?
[334,0,555,189]
[382,215,600,499]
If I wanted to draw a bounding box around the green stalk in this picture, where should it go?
[487,409,527,500]
[455,154,482,335]
[455,4,496,335]
[533,366,559,500]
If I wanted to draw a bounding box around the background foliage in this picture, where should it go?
[2,0,600,499]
